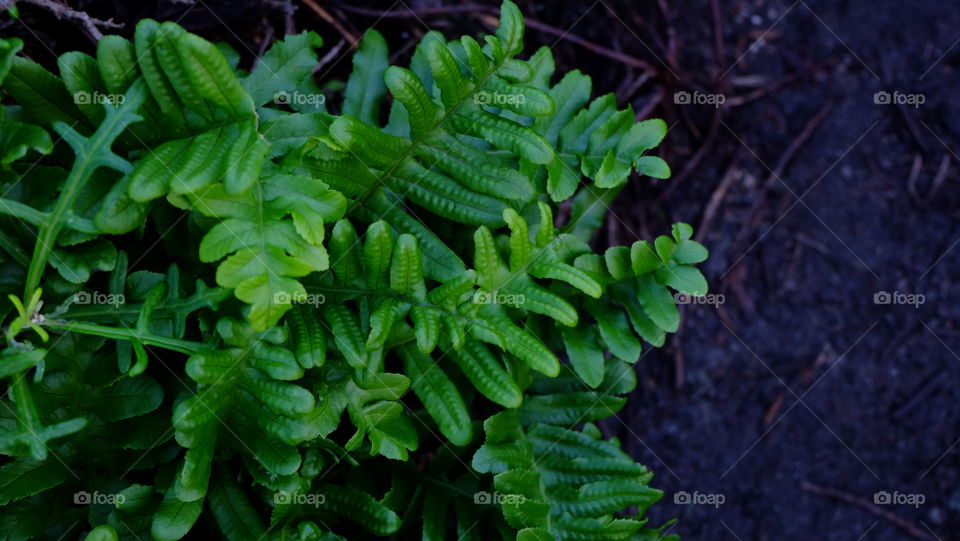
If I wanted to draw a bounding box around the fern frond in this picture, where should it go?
[127,21,269,199]
[308,358,417,460]
[473,408,667,540]
[208,467,267,540]
[304,1,557,235]
[242,31,326,112]
[0,3,703,539]
[59,252,228,375]
[343,30,389,126]
[271,480,402,537]
[523,52,671,199]
[172,165,345,330]
[399,344,473,446]
[167,318,316,534]
[287,304,327,369]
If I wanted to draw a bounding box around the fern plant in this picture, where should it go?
[0,2,706,540]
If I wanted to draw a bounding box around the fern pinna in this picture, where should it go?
[0,2,705,540]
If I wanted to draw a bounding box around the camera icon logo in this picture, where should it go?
[674,91,691,104]
[873,91,891,105]
[74,91,91,105]
[74,491,91,504]
[674,292,691,304]
[473,91,491,105]
[673,491,691,504]
[474,491,493,504]
[274,491,291,505]
[73,291,92,304]
[873,291,891,304]
[874,491,891,504]
[274,90,291,105]
[273,291,291,304]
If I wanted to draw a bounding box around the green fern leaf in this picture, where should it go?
[309,360,417,460]
[399,344,473,446]
[473,405,666,540]
[172,318,316,507]
[448,340,522,407]
[127,20,269,201]
[343,30,389,125]
[208,468,267,541]
[179,167,345,330]
[242,31,325,110]
[287,304,327,369]
[319,483,402,535]
[152,487,204,541]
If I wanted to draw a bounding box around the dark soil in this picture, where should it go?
[618,1,960,539]
[5,0,960,539]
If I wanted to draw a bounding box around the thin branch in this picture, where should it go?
[694,152,742,243]
[337,3,491,18]
[475,13,655,73]
[336,2,656,73]
[731,101,833,250]
[21,0,122,41]
[801,482,933,541]
[300,0,359,48]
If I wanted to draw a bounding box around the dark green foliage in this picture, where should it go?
[0,2,704,539]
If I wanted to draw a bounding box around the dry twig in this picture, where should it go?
[301,0,358,48]
[731,101,833,251]
[801,482,933,540]
[21,0,122,41]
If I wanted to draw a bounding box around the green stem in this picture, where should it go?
[24,154,101,297]
[43,320,204,355]
[0,198,48,227]
[0,198,98,234]
[62,288,230,321]
[21,80,146,298]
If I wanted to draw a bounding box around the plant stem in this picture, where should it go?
[62,288,230,321]
[0,198,98,233]
[0,198,49,227]
[24,154,100,297]
[22,81,145,298]
[43,320,203,355]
